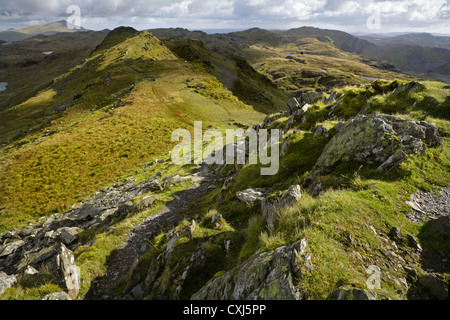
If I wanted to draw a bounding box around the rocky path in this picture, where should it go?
[406,187,450,223]
[90,179,215,299]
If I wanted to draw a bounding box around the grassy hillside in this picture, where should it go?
[362,33,450,50]
[0,31,109,113]
[0,28,264,231]
[161,37,289,113]
[114,79,449,301]
[152,27,450,87]
[0,25,448,302]
[283,27,450,81]
[151,27,417,94]
[361,44,450,74]
[241,37,414,94]
[0,21,88,43]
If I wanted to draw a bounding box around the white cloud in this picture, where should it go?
[0,0,449,33]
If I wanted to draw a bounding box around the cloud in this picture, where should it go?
[0,0,448,33]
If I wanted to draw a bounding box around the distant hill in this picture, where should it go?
[151,27,415,93]
[282,26,377,53]
[281,27,450,77]
[361,33,450,50]
[362,44,450,74]
[151,26,450,84]
[427,61,450,84]
[0,30,109,111]
[0,20,88,43]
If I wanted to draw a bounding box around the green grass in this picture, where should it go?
[0,283,63,300]
[250,134,449,299]
[370,81,450,119]
[0,31,108,112]
[1,23,449,301]
[134,78,450,300]
[0,267,63,300]
[161,38,289,113]
[0,29,265,232]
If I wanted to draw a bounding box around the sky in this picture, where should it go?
[0,0,449,35]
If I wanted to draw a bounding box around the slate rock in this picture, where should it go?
[42,292,71,300]
[330,286,377,300]
[419,273,448,300]
[0,272,16,295]
[192,239,306,300]
[237,188,272,206]
[303,113,443,186]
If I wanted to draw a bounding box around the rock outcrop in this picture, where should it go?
[191,239,309,300]
[56,243,81,299]
[304,113,443,187]
[330,286,380,300]
[0,176,164,298]
[42,292,72,300]
[406,187,450,222]
[236,188,272,206]
[261,185,301,230]
[0,272,16,295]
[418,273,448,300]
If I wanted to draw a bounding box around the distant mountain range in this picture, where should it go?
[360,33,450,50]
[1,21,449,85]
[0,21,88,43]
[150,26,450,84]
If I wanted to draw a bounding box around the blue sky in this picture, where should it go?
[1,0,449,34]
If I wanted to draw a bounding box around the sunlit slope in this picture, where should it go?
[151,27,417,94]
[0,29,265,230]
[0,31,109,112]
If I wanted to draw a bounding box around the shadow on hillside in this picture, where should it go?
[84,180,214,300]
[406,216,450,300]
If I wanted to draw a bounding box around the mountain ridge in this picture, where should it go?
[150,26,450,85]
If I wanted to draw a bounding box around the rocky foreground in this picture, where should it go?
[1,81,449,300]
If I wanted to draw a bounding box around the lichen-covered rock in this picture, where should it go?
[286,92,317,116]
[419,273,448,300]
[304,113,443,186]
[286,97,301,115]
[56,227,81,245]
[237,188,272,206]
[42,292,71,300]
[261,185,301,230]
[284,115,296,132]
[211,213,223,226]
[280,138,289,156]
[17,244,59,271]
[308,180,323,197]
[0,271,16,295]
[280,185,302,207]
[392,81,426,95]
[55,243,80,300]
[313,126,329,138]
[330,286,377,300]
[191,240,307,300]
[0,240,24,258]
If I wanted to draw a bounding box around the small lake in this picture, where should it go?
[0,82,7,92]
[43,51,54,55]
[317,68,327,73]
